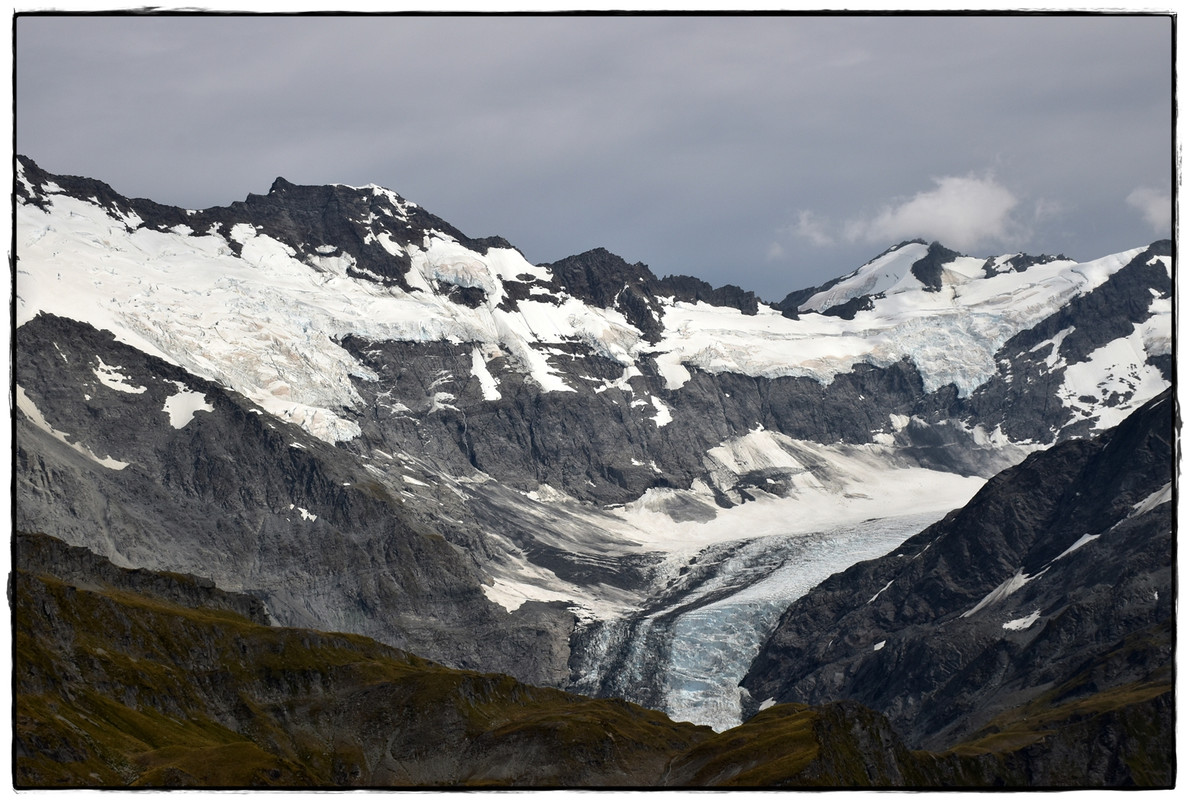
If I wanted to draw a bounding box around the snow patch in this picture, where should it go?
[162,382,214,428]
[287,504,318,522]
[525,483,573,504]
[962,569,1033,618]
[1028,325,1075,369]
[1003,610,1041,631]
[872,640,886,651]
[1129,482,1172,518]
[93,357,146,394]
[470,346,501,401]
[799,242,930,313]
[481,575,578,612]
[868,580,894,604]
[1053,533,1100,561]
[705,428,807,488]
[650,395,673,427]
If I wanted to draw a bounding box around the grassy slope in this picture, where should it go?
[13,532,1174,788]
[13,549,710,787]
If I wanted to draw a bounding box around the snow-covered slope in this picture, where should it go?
[17,159,1170,449]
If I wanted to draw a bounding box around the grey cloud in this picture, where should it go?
[1127,187,1173,232]
[16,13,1173,301]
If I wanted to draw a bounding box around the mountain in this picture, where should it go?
[742,388,1174,773]
[13,155,1174,767]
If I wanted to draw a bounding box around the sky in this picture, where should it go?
[14,11,1174,301]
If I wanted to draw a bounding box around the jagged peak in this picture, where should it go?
[269,176,297,194]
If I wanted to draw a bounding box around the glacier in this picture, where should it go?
[606,512,951,732]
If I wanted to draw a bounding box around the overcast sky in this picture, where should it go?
[15,12,1173,301]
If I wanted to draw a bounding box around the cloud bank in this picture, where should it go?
[1126,187,1171,232]
[845,175,1021,252]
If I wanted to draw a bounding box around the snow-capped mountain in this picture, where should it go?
[13,156,1173,733]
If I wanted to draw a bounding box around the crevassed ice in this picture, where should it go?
[651,513,947,731]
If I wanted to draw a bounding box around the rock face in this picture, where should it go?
[15,313,576,687]
[742,389,1174,759]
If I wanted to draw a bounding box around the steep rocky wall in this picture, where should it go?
[15,313,575,687]
[742,390,1174,751]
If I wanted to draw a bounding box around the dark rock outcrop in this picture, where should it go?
[910,241,963,291]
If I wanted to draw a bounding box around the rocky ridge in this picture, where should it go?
[742,389,1174,755]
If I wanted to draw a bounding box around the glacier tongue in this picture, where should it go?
[570,511,951,732]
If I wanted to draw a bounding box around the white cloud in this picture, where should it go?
[845,174,1020,251]
[1126,186,1171,232]
[765,241,786,261]
[792,209,834,247]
